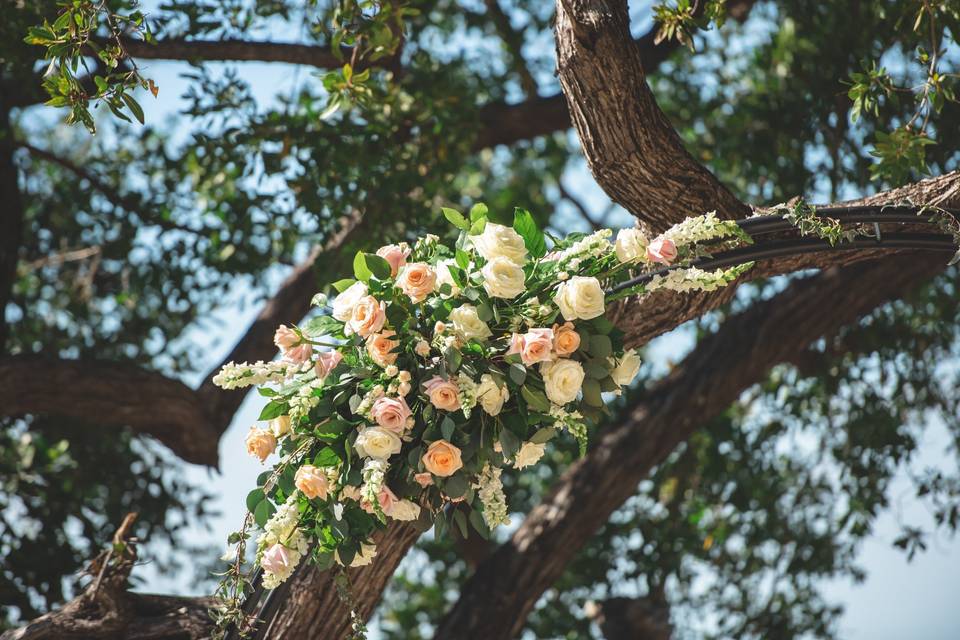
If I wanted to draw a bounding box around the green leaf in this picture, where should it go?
[513,207,546,258]
[303,315,342,337]
[469,202,488,222]
[455,248,470,269]
[332,278,356,293]
[254,499,276,527]
[353,250,372,281]
[246,488,265,512]
[441,416,456,440]
[468,508,491,539]
[529,427,556,444]
[314,447,341,467]
[582,378,603,407]
[521,386,550,413]
[589,334,613,359]
[445,473,468,498]
[476,303,493,322]
[364,253,393,279]
[258,400,287,421]
[453,508,469,538]
[499,427,520,459]
[509,363,527,385]
[121,93,145,124]
[468,216,487,236]
[442,207,469,230]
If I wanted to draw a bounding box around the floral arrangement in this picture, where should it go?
[211,204,752,633]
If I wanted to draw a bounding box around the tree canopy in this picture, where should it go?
[1,1,959,639]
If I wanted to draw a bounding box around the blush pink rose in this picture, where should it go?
[376,244,411,277]
[284,343,313,365]
[646,237,678,266]
[245,427,276,462]
[553,322,581,356]
[370,396,412,434]
[273,324,300,351]
[507,329,554,365]
[348,295,387,337]
[423,376,460,411]
[315,349,343,379]
[421,440,463,477]
[261,543,292,574]
[414,472,434,487]
[362,485,398,515]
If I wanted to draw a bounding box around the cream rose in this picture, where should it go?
[370,396,412,434]
[434,258,461,297]
[245,427,276,462]
[354,426,402,459]
[471,222,528,265]
[482,256,525,299]
[376,243,410,277]
[269,415,291,438]
[449,304,492,341]
[331,281,368,321]
[554,276,605,320]
[347,295,387,337]
[553,322,581,356]
[423,376,461,411]
[421,439,463,477]
[514,441,546,469]
[295,465,330,500]
[476,374,509,416]
[397,262,437,303]
[614,227,649,264]
[366,330,399,367]
[540,359,586,405]
[388,499,421,521]
[611,349,642,386]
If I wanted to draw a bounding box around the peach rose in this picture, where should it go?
[273,324,300,351]
[315,350,343,379]
[284,343,313,365]
[646,237,677,266]
[424,376,460,411]
[370,396,412,434]
[414,472,434,487]
[421,440,463,477]
[376,243,411,277]
[366,330,399,367]
[245,427,276,462]
[553,322,581,356]
[295,465,329,500]
[397,262,437,303]
[348,295,386,337]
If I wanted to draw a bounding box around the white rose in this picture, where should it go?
[268,415,292,437]
[482,257,526,299]
[611,349,642,386]
[554,276,605,320]
[354,426,402,459]
[540,359,585,405]
[435,258,461,297]
[449,304,492,341]
[476,374,509,416]
[471,222,528,265]
[514,441,546,469]
[331,281,369,321]
[388,499,421,521]
[614,228,649,264]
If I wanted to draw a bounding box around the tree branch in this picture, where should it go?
[483,0,539,97]
[0,106,24,352]
[0,355,219,466]
[554,0,750,230]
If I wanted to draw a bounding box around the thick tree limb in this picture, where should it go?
[0,106,24,352]
[0,355,220,466]
[433,250,948,639]
[554,0,750,230]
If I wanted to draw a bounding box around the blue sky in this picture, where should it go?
[41,3,959,637]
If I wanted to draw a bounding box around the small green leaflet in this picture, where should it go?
[469,202,488,222]
[332,278,356,292]
[353,251,392,281]
[513,207,547,258]
[521,386,550,413]
[442,207,470,230]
